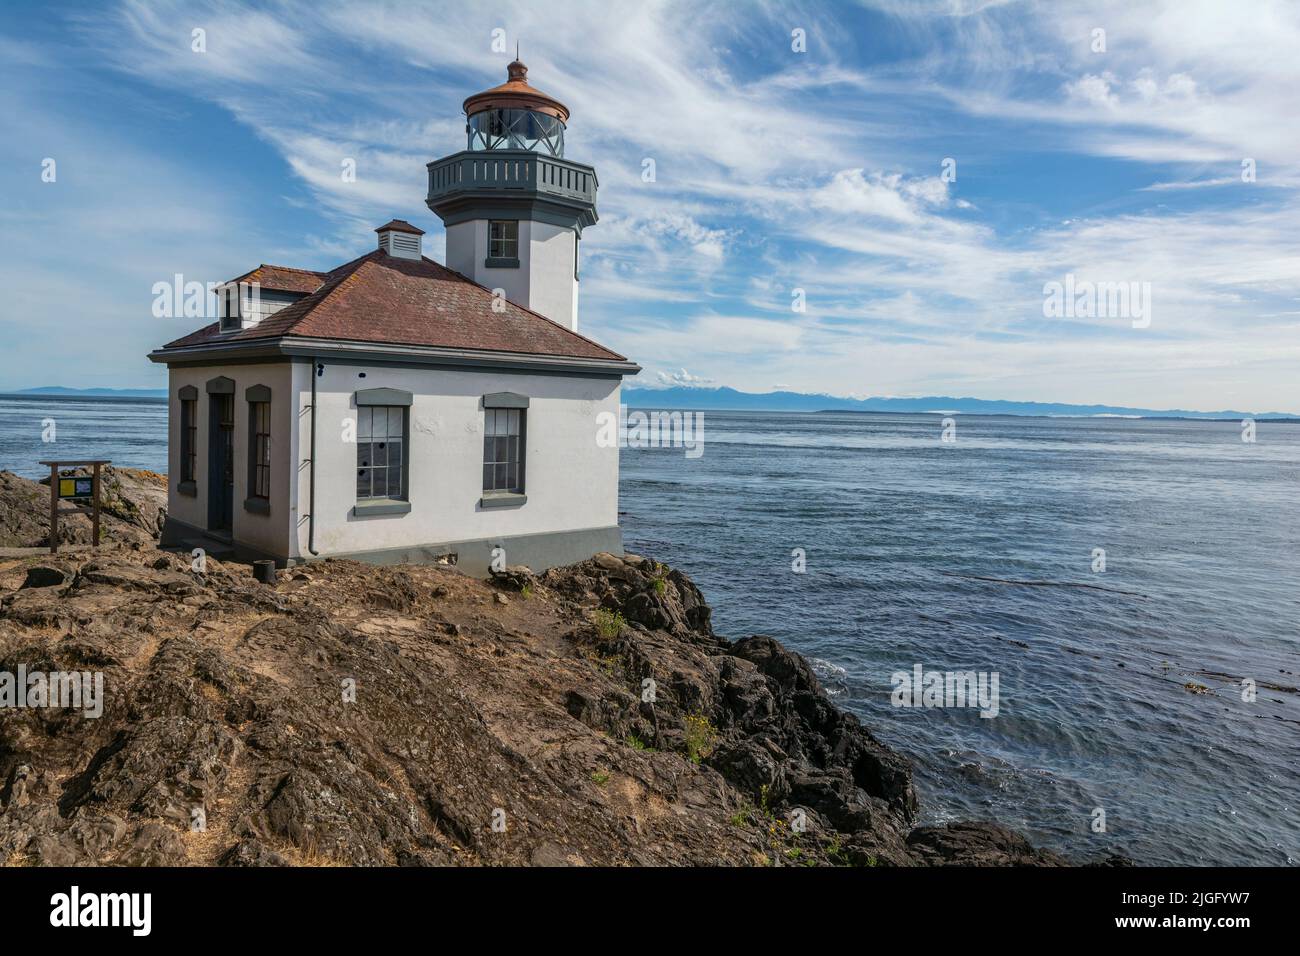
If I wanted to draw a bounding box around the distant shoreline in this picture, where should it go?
[809,409,1300,423]
[622,386,1298,420]
[0,392,166,403]
[3,393,1297,422]
[620,403,1300,423]
[0,387,167,398]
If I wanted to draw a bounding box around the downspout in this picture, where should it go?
[307,358,319,555]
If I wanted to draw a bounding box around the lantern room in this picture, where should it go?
[428,56,598,332]
[463,59,568,157]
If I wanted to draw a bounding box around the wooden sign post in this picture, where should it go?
[40,459,111,554]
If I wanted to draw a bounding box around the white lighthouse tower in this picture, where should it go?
[427,58,597,332]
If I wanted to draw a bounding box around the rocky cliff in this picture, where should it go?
[0,470,1117,866]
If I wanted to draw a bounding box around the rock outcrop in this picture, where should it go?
[0,535,1112,866]
[0,468,167,550]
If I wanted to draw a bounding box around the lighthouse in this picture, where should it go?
[152,54,636,575]
[427,58,597,332]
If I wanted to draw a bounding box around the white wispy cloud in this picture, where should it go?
[1,0,1296,411]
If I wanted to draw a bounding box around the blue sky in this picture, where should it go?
[2,0,1297,412]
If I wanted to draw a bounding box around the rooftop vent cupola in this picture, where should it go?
[427,57,597,332]
[376,219,424,260]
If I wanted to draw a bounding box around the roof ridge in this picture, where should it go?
[253,252,380,337]
[227,263,330,290]
[426,257,628,361]
[323,249,380,278]
[257,263,328,276]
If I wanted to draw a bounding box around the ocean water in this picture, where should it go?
[2,396,1296,865]
[0,395,168,477]
[620,410,1300,866]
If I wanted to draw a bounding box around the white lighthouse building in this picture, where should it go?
[149,60,638,573]
[428,58,596,332]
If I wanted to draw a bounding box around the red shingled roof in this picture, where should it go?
[161,250,626,363]
[227,264,327,295]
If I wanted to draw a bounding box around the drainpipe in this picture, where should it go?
[307,359,320,555]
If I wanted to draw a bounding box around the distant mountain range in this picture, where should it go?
[7,386,167,398]
[624,385,1297,420]
[7,385,1295,419]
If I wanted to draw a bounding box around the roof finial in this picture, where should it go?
[466,48,569,124]
[506,48,528,83]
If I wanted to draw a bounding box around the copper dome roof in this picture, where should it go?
[462,59,569,124]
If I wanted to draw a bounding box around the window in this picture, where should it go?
[467,108,565,156]
[219,287,240,331]
[483,407,524,493]
[242,385,272,514]
[357,406,406,500]
[489,220,518,260]
[179,391,197,489]
[250,401,270,498]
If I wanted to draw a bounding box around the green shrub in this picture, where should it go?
[592,608,626,639]
[729,806,754,827]
[682,714,719,764]
[826,835,850,867]
[650,562,669,595]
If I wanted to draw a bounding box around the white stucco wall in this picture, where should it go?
[165,359,621,565]
[526,221,580,331]
[443,219,580,330]
[166,362,298,559]
[444,221,499,291]
[297,361,621,559]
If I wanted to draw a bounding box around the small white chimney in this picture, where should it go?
[375,219,424,260]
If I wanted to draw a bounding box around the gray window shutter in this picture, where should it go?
[482,392,529,409]
[356,387,413,407]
